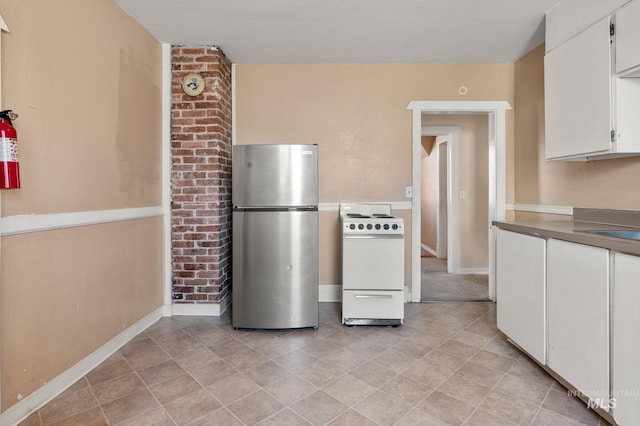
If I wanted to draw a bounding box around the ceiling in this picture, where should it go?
[114,0,560,64]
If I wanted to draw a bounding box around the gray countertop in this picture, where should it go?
[493,208,640,256]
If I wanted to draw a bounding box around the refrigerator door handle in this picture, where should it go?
[233,206,318,212]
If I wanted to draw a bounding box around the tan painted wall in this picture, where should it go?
[515,44,640,212]
[235,63,514,286]
[0,0,163,215]
[0,0,164,411]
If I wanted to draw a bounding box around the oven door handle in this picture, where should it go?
[343,235,404,240]
[354,294,393,299]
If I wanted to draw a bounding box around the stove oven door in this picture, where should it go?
[342,234,404,290]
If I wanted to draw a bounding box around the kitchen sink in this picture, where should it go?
[582,230,640,241]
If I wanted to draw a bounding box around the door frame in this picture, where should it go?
[435,136,448,260]
[407,101,511,303]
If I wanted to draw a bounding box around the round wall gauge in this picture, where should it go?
[181,73,205,96]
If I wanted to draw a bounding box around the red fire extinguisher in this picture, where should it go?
[0,110,20,189]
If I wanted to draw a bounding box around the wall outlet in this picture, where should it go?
[405,186,413,198]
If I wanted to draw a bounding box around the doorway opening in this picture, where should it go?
[407,101,512,304]
[420,123,489,302]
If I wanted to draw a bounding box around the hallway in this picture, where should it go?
[421,255,489,302]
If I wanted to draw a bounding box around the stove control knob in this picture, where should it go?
[392,224,399,230]
[358,224,364,230]
[366,224,372,230]
[375,224,381,230]
[384,224,390,230]
[349,224,356,230]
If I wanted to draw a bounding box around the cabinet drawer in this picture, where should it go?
[342,290,404,322]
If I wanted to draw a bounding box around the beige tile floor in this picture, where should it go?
[18,302,607,426]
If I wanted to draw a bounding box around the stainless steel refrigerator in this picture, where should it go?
[232,144,319,329]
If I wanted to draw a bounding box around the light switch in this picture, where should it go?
[405,186,413,198]
[459,190,465,199]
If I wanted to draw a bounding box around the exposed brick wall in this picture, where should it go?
[171,46,232,305]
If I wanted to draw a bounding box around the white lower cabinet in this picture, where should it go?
[496,229,546,363]
[612,252,640,425]
[547,239,610,410]
[497,227,640,421]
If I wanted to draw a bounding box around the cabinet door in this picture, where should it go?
[545,0,630,52]
[616,0,640,75]
[612,252,640,424]
[496,229,546,363]
[545,17,613,159]
[547,239,610,410]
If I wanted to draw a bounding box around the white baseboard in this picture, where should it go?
[171,294,231,316]
[168,288,340,316]
[458,267,488,275]
[1,306,164,426]
[319,285,341,302]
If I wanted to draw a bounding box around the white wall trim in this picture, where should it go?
[459,267,489,275]
[0,206,164,236]
[171,294,232,316]
[319,201,411,212]
[319,284,341,302]
[170,287,343,313]
[0,14,9,421]
[162,43,173,308]
[509,203,574,216]
[1,306,164,426]
[319,203,341,211]
[232,63,236,143]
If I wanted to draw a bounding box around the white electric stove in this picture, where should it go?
[340,203,405,326]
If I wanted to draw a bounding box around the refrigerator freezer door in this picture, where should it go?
[232,210,319,329]
[232,144,318,207]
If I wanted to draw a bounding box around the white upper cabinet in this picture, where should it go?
[615,0,640,75]
[545,0,640,161]
[545,18,613,159]
[546,0,630,52]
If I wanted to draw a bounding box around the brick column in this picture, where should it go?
[170,46,232,306]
